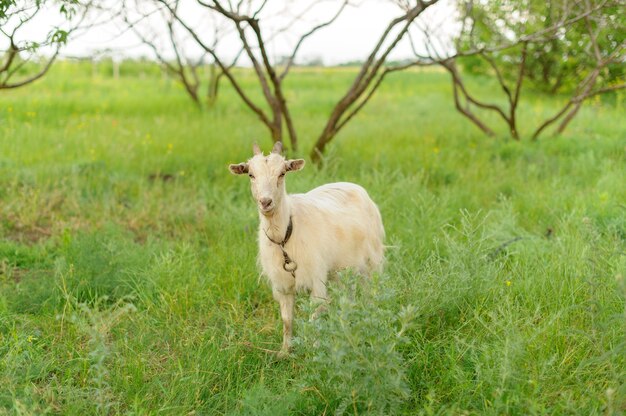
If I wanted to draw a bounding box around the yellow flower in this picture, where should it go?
[506,280,512,287]
[7,106,13,113]
[27,335,35,343]
[599,192,609,203]
[433,147,440,154]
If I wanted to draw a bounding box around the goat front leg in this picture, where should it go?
[273,290,294,356]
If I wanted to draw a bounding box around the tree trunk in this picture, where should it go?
[310,100,350,163]
[270,125,282,144]
[181,77,201,109]
[207,63,220,107]
[273,82,298,151]
[555,99,586,134]
[310,125,336,164]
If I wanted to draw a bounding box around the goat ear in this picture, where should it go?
[285,159,305,172]
[252,143,261,155]
[229,163,249,175]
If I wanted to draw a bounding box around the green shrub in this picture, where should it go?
[294,272,418,415]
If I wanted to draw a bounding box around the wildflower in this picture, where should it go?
[506,280,512,287]
[167,143,173,154]
[433,146,440,154]
[27,335,35,343]
[7,106,12,113]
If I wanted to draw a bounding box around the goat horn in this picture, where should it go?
[252,142,261,155]
[271,141,283,154]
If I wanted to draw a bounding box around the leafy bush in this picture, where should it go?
[294,272,418,415]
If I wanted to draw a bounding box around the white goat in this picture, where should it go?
[229,142,385,354]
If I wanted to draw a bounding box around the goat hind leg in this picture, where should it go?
[310,276,328,321]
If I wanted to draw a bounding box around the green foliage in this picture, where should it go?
[49,29,69,45]
[59,0,80,19]
[0,62,624,414]
[457,0,625,94]
[0,1,16,19]
[295,273,417,415]
[237,385,299,416]
[68,297,137,414]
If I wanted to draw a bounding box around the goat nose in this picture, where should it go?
[260,198,273,209]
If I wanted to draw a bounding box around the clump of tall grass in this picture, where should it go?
[63,294,137,413]
[291,272,417,415]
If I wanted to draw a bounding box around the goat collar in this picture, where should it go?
[264,216,297,278]
[264,216,293,247]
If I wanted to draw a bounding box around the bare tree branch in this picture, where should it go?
[1,0,92,90]
[1,48,60,89]
[311,0,440,163]
[279,0,350,81]
[156,0,274,129]
[155,0,353,150]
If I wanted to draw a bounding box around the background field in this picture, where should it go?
[1,62,625,415]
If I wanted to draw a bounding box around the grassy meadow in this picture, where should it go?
[0,60,625,415]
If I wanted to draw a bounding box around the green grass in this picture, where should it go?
[0,60,625,415]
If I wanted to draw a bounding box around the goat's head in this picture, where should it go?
[229,142,305,216]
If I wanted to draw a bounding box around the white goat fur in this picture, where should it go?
[229,142,385,353]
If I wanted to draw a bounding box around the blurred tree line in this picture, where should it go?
[2,0,624,158]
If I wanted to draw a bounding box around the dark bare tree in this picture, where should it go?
[310,0,440,162]
[121,0,231,108]
[130,0,443,158]
[122,0,621,159]
[154,0,350,151]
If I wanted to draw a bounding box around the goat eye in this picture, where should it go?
[249,174,255,179]
[279,173,285,178]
